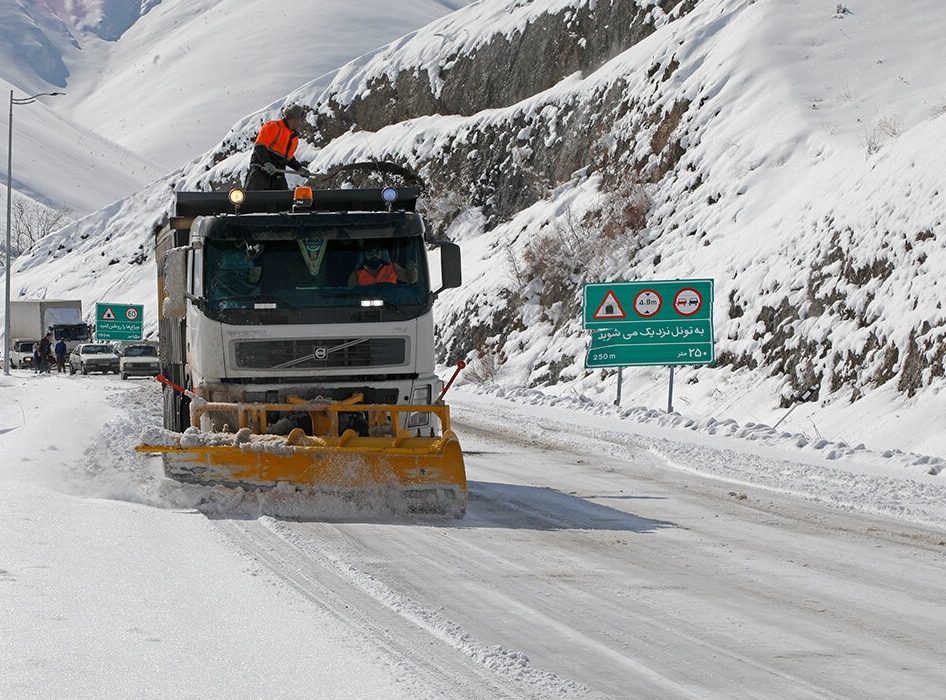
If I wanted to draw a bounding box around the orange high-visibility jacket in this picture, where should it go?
[356,263,398,285]
[256,119,298,160]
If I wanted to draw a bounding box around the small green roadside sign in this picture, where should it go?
[96,303,143,341]
[583,279,714,368]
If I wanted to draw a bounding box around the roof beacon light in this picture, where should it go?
[381,186,398,203]
[293,186,314,209]
[228,187,246,213]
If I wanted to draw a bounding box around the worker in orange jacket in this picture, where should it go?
[244,104,313,190]
[348,243,417,286]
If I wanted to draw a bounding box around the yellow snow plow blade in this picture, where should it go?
[136,399,467,517]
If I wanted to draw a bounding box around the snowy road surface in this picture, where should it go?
[2,373,945,698]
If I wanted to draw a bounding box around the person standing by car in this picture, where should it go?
[31,342,40,373]
[38,333,53,374]
[54,338,68,372]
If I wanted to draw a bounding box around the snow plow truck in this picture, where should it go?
[137,183,467,517]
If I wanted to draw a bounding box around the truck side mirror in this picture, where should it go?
[163,246,189,320]
[434,242,461,297]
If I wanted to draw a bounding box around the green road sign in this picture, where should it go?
[583,279,714,367]
[96,303,143,341]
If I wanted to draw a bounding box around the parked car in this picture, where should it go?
[10,338,38,369]
[68,343,120,375]
[119,343,160,380]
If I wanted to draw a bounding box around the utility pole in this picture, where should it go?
[4,90,64,375]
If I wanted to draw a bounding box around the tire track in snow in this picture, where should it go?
[214,516,593,700]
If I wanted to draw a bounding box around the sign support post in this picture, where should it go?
[583,279,714,413]
[667,366,674,413]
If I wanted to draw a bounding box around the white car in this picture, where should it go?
[68,343,120,375]
[10,338,38,369]
[119,343,160,380]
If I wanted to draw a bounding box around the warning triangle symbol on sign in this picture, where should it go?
[102,307,116,320]
[592,291,627,320]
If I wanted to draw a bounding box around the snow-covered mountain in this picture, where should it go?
[5,0,946,460]
[0,74,161,216]
[0,0,470,214]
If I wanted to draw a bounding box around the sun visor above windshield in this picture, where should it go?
[194,212,426,241]
[175,188,419,218]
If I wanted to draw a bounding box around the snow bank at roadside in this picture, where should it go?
[451,381,946,530]
[459,382,945,478]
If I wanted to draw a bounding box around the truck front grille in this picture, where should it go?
[234,337,407,370]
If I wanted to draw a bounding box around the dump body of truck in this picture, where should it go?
[9,299,92,353]
[138,186,466,516]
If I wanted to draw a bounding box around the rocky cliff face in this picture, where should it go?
[211,0,692,223]
[138,0,946,413]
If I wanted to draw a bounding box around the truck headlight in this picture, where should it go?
[407,385,431,428]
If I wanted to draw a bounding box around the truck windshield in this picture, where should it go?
[54,324,90,341]
[203,236,430,314]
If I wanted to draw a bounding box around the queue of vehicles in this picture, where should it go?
[6,298,157,377]
[7,300,94,368]
[66,341,158,376]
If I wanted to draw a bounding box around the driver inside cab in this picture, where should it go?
[348,242,417,286]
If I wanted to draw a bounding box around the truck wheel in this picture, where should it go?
[178,394,191,433]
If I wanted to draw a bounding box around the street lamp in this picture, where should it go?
[4,90,64,375]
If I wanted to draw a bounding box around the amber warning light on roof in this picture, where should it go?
[293,186,313,209]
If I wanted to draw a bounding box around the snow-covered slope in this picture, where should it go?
[0,75,162,215]
[0,0,469,214]
[0,0,75,92]
[61,0,473,168]
[5,0,946,460]
[1,0,471,170]
[0,1,167,212]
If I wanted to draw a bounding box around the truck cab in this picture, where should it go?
[51,323,93,353]
[156,187,461,436]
